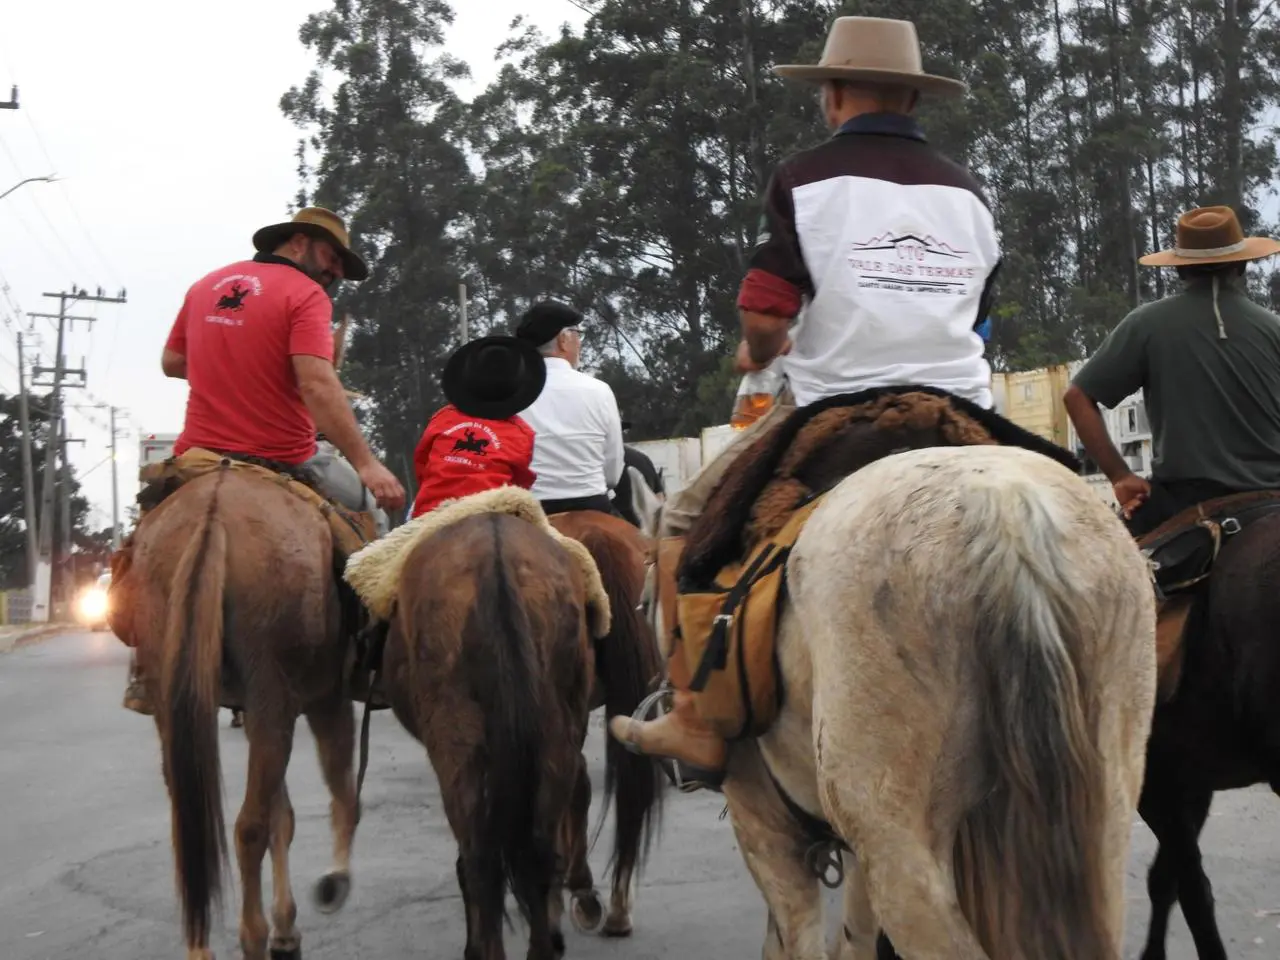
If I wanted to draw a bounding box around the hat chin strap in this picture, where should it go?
[1212,275,1227,340]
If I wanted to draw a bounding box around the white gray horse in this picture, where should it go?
[659,444,1157,959]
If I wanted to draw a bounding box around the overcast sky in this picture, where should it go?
[0,0,587,531]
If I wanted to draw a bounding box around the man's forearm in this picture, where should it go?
[302,381,376,469]
[1063,388,1131,482]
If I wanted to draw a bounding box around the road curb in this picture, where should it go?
[0,623,74,654]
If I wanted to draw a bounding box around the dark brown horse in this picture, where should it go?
[118,466,360,960]
[382,507,617,960]
[548,510,665,938]
[1135,506,1280,960]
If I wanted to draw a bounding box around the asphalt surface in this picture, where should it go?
[1,631,1277,959]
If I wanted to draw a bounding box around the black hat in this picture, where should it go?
[441,336,547,420]
[514,300,583,345]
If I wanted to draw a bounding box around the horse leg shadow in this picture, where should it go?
[1138,783,1223,960]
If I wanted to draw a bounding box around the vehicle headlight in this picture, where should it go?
[78,587,109,622]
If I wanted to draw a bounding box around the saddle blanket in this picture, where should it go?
[343,485,612,638]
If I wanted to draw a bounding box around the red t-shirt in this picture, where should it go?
[411,405,537,517]
[165,257,334,465]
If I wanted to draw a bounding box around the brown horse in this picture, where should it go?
[119,466,360,960]
[547,510,665,938]
[380,504,611,960]
[1135,505,1280,960]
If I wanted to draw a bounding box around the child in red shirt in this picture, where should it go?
[411,335,546,518]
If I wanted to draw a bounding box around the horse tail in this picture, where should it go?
[575,523,664,881]
[159,473,230,947]
[462,516,553,934]
[954,481,1114,960]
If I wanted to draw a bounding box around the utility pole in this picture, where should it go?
[17,333,37,586]
[458,283,468,342]
[59,419,84,602]
[29,286,127,621]
[0,85,17,110]
[109,406,120,550]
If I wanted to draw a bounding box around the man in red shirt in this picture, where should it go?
[122,207,405,715]
[411,335,546,517]
[160,206,404,519]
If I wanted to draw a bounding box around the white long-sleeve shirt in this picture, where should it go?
[519,357,625,500]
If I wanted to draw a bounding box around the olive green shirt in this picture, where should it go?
[1071,282,1280,489]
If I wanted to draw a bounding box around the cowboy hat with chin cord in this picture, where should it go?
[441,336,547,421]
[1139,205,1280,340]
[253,206,369,282]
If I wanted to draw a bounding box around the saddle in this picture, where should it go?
[1137,489,1280,702]
[663,386,1082,741]
[109,446,385,707]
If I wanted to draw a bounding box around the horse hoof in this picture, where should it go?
[269,948,301,960]
[569,889,604,933]
[312,870,351,914]
[602,913,633,938]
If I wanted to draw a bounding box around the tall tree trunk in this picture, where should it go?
[1221,0,1244,211]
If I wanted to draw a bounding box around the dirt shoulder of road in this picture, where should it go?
[0,623,76,654]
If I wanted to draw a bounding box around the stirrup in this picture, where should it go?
[617,683,718,794]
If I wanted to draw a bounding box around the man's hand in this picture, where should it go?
[735,337,790,374]
[358,460,406,513]
[1112,472,1151,519]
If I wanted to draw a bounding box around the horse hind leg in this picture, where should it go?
[834,850,880,960]
[305,694,357,914]
[603,861,634,938]
[563,754,605,935]
[810,695,987,959]
[720,744,828,960]
[1139,784,1224,960]
[236,712,296,960]
[267,781,301,959]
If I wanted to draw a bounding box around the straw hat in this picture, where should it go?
[1139,206,1280,267]
[773,17,967,98]
[252,206,369,282]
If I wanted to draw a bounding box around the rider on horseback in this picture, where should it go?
[121,207,406,714]
[513,301,627,518]
[609,16,1002,786]
[1064,205,1280,537]
[410,336,547,517]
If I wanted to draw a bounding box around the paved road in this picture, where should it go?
[1,632,1277,959]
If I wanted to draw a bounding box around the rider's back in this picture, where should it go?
[521,359,623,500]
[755,121,1000,408]
[1080,283,1280,490]
[169,258,333,465]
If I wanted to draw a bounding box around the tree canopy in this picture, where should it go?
[282,0,1280,491]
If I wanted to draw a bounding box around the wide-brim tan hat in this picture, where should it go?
[1139,205,1280,267]
[773,16,967,98]
[252,206,369,282]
